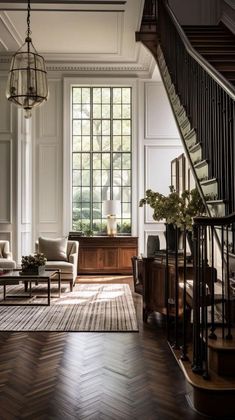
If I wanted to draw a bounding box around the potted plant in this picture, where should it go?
[139,186,205,253]
[21,253,47,275]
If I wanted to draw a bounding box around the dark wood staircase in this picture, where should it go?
[136,0,235,417]
[183,23,235,87]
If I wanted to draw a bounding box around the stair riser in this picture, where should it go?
[207,203,225,217]
[209,348,235,376]
[190,148,202,165]
[201,181,218,199]
[187,383,235,418]
[195,164,208,180]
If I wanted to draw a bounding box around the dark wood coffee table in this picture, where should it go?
[0,269,61,306]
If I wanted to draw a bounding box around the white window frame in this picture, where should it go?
[63,77,138,237]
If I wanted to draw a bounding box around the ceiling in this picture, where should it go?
[0,0,157,77]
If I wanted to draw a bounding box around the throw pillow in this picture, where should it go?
[38,237,68,261]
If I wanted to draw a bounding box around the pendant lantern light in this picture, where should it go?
[6,0,48,118]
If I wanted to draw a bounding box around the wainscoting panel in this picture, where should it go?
[38,144,58,224]
[0,139,11,223]
[39,231,60,239]
[21,230,32,256]
[0,78,11,133]
[144,145,183,223]
[35,78,63,241]
[38,80,60,140]
[0,231,11,244]
[21,140,32,224]
[145,82,179,139]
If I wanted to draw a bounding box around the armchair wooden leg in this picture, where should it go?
[70,282,73,292]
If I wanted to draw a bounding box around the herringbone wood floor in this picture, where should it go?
[0,276,205,420]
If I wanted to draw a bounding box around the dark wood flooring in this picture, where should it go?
[0,276,206,420]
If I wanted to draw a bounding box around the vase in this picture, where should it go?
[165,223,181,252]
[186,230,194,262]
[21,265,45,275]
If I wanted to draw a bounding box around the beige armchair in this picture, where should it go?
[36,238,79,292]
[0,240,16,269]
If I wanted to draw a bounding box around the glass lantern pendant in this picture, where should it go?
[6,0,48,118]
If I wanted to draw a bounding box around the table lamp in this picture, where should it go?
[103,200,121,236]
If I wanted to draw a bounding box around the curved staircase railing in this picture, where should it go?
[138,1,235,415]
[158,0,235,217]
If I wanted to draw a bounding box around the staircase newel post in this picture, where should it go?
[226,225,232,340]
[192,222,203,373]
[165,223,170,341]
[181,226,188,361]
[173,226,179,349]
[202,227,209,380]
[209,226,217,340]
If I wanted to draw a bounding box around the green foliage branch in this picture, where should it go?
[139,186,205,231]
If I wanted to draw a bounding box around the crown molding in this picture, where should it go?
[0,57,151,77]
[0,42,153,77]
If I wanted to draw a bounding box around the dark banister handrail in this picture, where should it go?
[163,0,235,101]
[194,212,235,227]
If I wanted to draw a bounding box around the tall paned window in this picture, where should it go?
[72,87,132,234]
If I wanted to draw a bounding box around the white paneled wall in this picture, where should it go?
[0,140,11,223]
[138,78,183,255]
[0,76,17,257]
[145,82,179,139]
[0,69,184,259]
[34,79,63,241]
[17,114,33,260]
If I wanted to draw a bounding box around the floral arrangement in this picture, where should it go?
[21,253,47,270]
[139,186,205,231]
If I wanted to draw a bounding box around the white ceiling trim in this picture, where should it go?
[0,42,154,78]
[0,11,23,50]
[0,3,126,12]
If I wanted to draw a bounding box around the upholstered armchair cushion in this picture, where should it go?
[0,241,16,269]
[38,237,68,261]
[35,239,79,291]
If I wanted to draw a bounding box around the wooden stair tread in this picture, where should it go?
[208,329,235,350]
[190,39,235,44]
[213,64,235,71]
[172,347,235,391]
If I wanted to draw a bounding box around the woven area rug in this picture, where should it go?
[0,283,138,332]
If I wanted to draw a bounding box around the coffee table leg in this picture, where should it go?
[58,271,61,298]
[3,284,6,300]
[48,278,50,306]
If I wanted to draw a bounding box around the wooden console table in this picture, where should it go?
[141,256,194,321]
[68,234,138,274]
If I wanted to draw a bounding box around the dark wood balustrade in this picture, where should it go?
[157,0,235,216]
[137,1,235,415]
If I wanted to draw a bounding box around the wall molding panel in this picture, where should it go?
[38,79,61,140]
[21,139,32,224]
[21,231,32,257]
[0,138,12,223]
[0,78,11,133]
[145,82,179,139]
[144,145,183,223]
[38,144,59,224]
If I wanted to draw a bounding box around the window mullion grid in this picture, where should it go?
[130,88,132,233]
[90,87,93,231]
[121,90,123,229]
[110,88,113,201]
[100,89,103,230]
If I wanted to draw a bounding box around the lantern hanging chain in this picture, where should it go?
[27,0,31,38]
